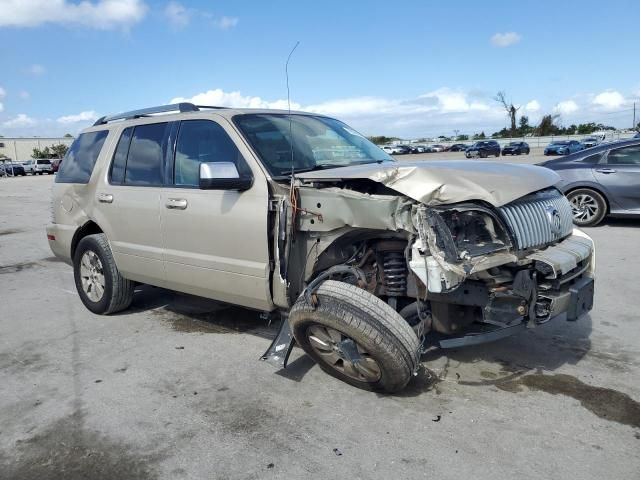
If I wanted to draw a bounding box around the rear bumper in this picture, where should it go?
[46,223,75,266]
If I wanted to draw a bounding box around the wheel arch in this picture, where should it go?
[70,220,104,260]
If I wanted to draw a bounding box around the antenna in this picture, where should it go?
[286,41,300,179]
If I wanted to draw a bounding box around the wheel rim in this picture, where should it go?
[306,325,382,382]
[79,250,105,302]
[569,193,599,223]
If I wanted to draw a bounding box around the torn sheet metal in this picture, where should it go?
[296,187,414,232]
[526,234,594,277]
[297,160,560,207]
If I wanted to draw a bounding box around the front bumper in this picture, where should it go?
[427,232,595,348]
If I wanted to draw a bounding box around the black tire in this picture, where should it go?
[566,188,607,227]
[495,151,500,157]
[73,233,134,314]
[289,280,420,393]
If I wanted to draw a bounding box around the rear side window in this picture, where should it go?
[124,123,169,186]
[56,130,108,184]
[110,127,133,184]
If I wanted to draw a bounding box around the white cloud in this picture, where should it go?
[0,102,3,113]
[0,0,148,30]
[170,87,506,137]
[28,64,46,76]
[490,32,521,48]
[57,110,98,124]
[0,86,5,99]
[213,16,238,30]
[2,113,37,128]
[553,100,579,115]
[164,1,190,30]
[171,89,298,110]
[592,90,625,110]
[525,100,541,112]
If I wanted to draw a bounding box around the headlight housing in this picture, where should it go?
[426,206,512,262]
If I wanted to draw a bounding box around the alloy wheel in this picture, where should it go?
[569,193,599,223]
[306,325,382,382]
[79,250,105,302]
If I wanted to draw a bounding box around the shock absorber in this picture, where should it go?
[382,251,407,296]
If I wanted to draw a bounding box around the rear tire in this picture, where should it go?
[73,233,134,314]
[289,280,420,393]
[566,188,607,227]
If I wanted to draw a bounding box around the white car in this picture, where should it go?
[430,145,446,152]
[381,145,403,155]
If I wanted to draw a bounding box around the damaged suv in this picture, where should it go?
[47,104,595,392]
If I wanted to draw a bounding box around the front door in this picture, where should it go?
[159,118,272,310]
[593,144,640,211]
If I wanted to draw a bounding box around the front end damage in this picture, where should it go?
[262,162,595,367]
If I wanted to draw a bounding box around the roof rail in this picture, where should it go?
[93,102,200,126]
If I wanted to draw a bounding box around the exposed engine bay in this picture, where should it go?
[267,163,595,352]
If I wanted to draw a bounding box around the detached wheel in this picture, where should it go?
[289,280,420,393]
[73,233,134,314]
[567,188,607,227]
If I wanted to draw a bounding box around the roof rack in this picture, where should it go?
[93,102,226,126]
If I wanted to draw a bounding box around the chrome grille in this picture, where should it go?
[499,189,574,250]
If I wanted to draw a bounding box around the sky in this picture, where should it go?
[0,0,639,138]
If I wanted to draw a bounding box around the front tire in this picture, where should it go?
[73,233,134,314]
[289,280,420,393]
[566,188,607,227]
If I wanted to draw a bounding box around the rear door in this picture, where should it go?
[593,143,640,211]
[159,117,272,310]
[93,122,171,286]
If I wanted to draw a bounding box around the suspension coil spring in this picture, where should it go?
[382,251,407,296]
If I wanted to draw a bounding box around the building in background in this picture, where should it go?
[0,137,74,162]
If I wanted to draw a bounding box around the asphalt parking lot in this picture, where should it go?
[1,169,639,480]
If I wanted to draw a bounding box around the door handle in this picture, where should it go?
[595,168,616,174]
[97,193,113,203]
[165,198,188,210]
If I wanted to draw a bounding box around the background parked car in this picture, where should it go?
[465,140,501,158]
[540,139,640,226]
[0,163,26,176]
[544,140,583,155]
[381,145,405,155]
[581,137,600,149]
[501,141,530,155]
[52,158,63,173]
[430,144,446,152]
[448,143,469,152]
[22,159,54,174]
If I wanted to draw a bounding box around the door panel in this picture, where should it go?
[593,145,640,211]
[94,186,164,285]
[159,118,272,310]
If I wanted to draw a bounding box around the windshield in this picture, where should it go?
[554,141,570,145]
[234,114,394,177]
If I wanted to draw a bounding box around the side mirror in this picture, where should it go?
[199,162,253,191]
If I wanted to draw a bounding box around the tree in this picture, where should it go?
[472,131,486,140]
[63,133,73,138]
[537,114,560,136]
[51,144,69,158]
[32,146,51,159]
[456,134,469,141]
[367,135,399,145]
[494,91,520,135]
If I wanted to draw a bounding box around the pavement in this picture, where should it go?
[1,171,639,480]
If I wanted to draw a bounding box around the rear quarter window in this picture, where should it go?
[56,130,109,184]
